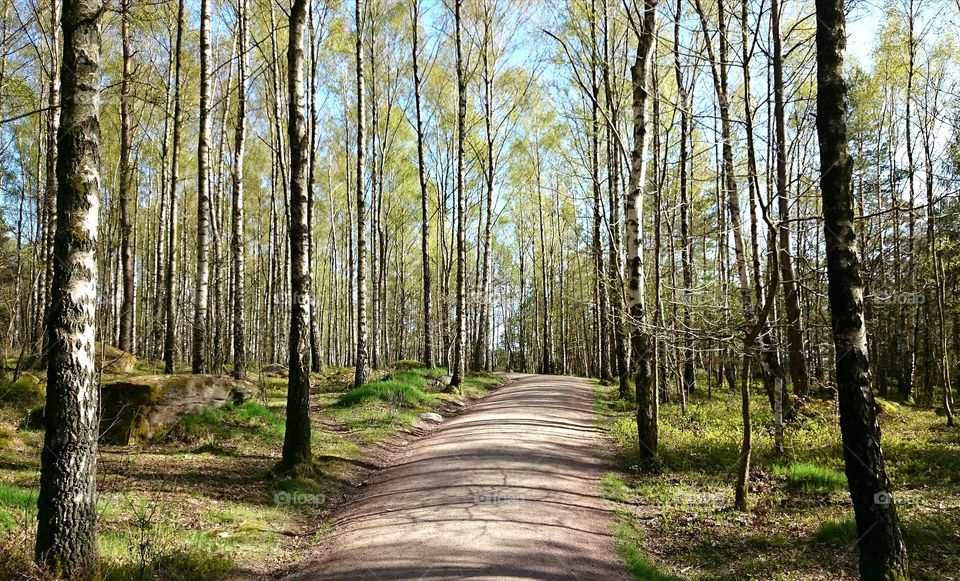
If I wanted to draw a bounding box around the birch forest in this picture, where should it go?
[0,0,958,578]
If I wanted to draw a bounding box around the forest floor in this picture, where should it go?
[0,361,503,580]
[596,380,960,580]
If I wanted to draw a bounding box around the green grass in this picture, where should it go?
[460,374,502,397]
[594,382,960,579]
[337,380,438,408]
[177,401,284,442]
[0,376,44,412]
[773,463,847,493]
[813,518,857,543]
[615,517,682,581]
[383,371,429,388]
[601,473,633,503]
[0,483,37,532]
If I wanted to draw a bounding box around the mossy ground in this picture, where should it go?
[595,380,960,580]
[0,366,503,580]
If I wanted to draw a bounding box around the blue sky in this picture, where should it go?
[848,2,880,69]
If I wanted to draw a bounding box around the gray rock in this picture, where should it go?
[99,374,254,445]
[419,412,443,423]
[261,363,288,376]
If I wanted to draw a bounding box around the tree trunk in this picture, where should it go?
[192,0,212,373]
[603,0,628,398]
[354,0,369,388]
[815,0,909,574]
[283,0,313,467]
[771,0,810,398]
[117,0,134,353]
[164,0,186,374]
[411,0,434,369]
[38,0,61,359]
[449,0,467,390]
[231,0,248,379]
[674,0,694,396]
[35,0,103,572]
[626,0,659,465]
[589,0,607,380]
[307,2,322,372]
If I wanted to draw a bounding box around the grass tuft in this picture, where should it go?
[813,518,857,543]
[337,380,437,408]
[773,463,847,493]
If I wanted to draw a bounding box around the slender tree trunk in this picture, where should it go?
[815,0,909,574]
[35,0,103,571]
[117,0,134,353]
[590,0,608,380]
[626,0,659,464]
[536,160,553,374]
[474,8,495,372]
[283,0,313,467]
[354,0,369,388]
[37,0,61,359]
[192,0,212,373]
[603,0,628,398]
[307,2,322,372]
[449,0,467,390]
[771,0,810,398]
[164,0,186,374]
[411,0,434,369]
[674,0,694,396]
[231,0,248,379]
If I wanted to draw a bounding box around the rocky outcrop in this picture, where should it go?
[99,375,254,445]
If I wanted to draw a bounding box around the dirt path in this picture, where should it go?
[286,374,627,581]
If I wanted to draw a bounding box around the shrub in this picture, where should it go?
[337,381,436,408]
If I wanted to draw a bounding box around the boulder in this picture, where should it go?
[261,363,288,377]
[418,412,443,423]
[392,360,424,371]
[99,375,254,445]
[97,342,137,374]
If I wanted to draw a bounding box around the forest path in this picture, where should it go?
[286,373,627,581]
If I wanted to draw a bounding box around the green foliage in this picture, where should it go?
[773,463,847,493]
[0,483,37,532]
[383,371,428,389]
[337,380,438,408]
[813,518,857,544]
[600,473,632,503]
[0,376,44,412]
[177,401,284,442]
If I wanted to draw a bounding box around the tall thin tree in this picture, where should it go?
[815,0,909,575]
[193,0,212,373]
[231,0,248,379]
[449,0,467,390]
[283,0,313,467]
[35,0,104,572]
[411,0,434,368]
[164,0,186,374]
[354,0,370,388]
[117,0,134,353]
[625,0,659,464]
